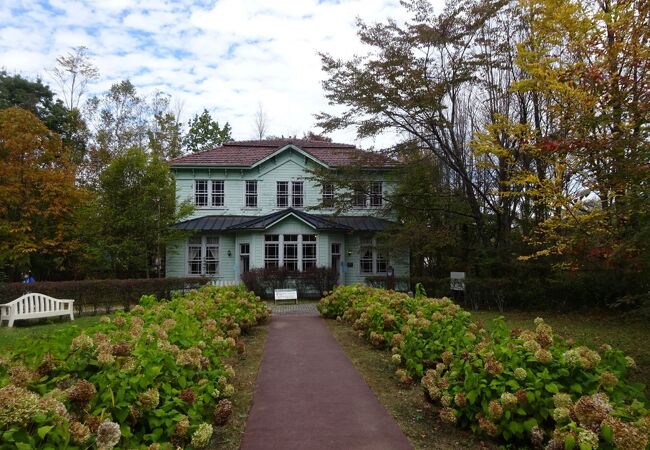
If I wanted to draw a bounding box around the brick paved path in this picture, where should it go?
[241,315,412,450]
[268,302,319,316]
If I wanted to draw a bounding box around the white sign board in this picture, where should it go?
[450,272,466,291]
[274,289,298,304]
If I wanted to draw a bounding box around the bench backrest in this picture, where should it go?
[7,293,71,315]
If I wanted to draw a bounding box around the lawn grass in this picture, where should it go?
[212,322,269,449]
[324,319,493,450]
[471,310,650,397]
[0,315,104,351]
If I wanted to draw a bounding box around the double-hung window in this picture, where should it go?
[211,181,224,207]
[352,185,367,208]
[292,181,304,207]
[370,181,383,207]
[359,237,387,274]
[195,181,209,207]
[245,181,258,207]
[264,234,318,270]
[194,180,224,207]
[276,181,289,207]
[322,184,334,208]
[187,236,219,276]
[264,235,279,268]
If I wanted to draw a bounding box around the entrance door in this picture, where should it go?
[331,243,341,283]
[240,243,250,275]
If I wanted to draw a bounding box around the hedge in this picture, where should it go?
[0,278,211,315]
[241,267,338,299]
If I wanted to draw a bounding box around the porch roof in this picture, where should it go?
[172,209,396,232]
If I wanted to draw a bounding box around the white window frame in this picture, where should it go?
[245,180,258,208]
[264,234,318,271]
[359,237,387,275]
[194,180,225,208]
[195,180,209,207]
[369,181,383,208]
[352,185,367,208]
[277,181,289,207]
[322,183,335,208]
[187,236,219,276]
[292,181,304,208]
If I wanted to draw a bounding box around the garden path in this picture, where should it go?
[241,313,412,450]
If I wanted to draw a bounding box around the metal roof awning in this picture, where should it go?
[172,209,397,233]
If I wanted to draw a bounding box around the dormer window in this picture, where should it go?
[245,181,258,207]
[194,180,224,207]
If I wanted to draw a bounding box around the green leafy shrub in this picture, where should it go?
[0,284,269,449]
[319,285,649,448]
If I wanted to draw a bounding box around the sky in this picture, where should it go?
[0,0,442,149]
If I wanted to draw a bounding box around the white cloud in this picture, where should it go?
[0,0,444,149]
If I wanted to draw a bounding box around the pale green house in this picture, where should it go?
[165,139,409,285]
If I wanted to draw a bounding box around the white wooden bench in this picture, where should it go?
[274,289,298,305]
[0,293,75,327]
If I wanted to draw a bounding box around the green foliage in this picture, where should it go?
[184,109,232,153]
[96,147,192,277]
[0,284,269,449]
[319,285,649,447]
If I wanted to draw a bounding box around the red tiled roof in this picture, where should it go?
[169,139,397,168]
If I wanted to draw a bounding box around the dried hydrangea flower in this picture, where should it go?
[67,379,96,405]
[454,393,467,407]
[0,385,42,427]
[391,354,402,365]
[224,365,236,379]
[190,423,213,448]
[138,388,160,410]
[213,399,233,426]
[96,421,121,450]
[179,388,196,404]
[223,384,235,397]
[439,407,457,425]
[69,420,91,444]
[625,356,637,369]
[602,416,649,450]
[577,428,599,448]
[500,392,518,409]
[573,393,612,427]
[97,351,115,366]
[600,371,619,387]
[534,348,553,364]
[488,400,503,420]
[530,425,544,447]
[523,339,541,353]
[478,415,498,437]
[553,392,572,408]
[71,333,94,351]
[553,407,571,423]
[175,416,190,436]
[8,365,36,387]
[513,367,527,380]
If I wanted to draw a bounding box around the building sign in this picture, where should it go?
[450,272,465,291]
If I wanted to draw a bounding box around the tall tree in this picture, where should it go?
[0,108,84,278]
[147,91,183,159]
[97,147,192,277]
[84,80,148,179]
[49,46,99,109]
[184,109,232,153]
[0,71,90,171]
[253,102,268,140]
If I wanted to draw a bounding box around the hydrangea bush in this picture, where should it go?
[319,285,649,449]
[0,284,269,449]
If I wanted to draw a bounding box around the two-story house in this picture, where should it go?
[165,139,409,285]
